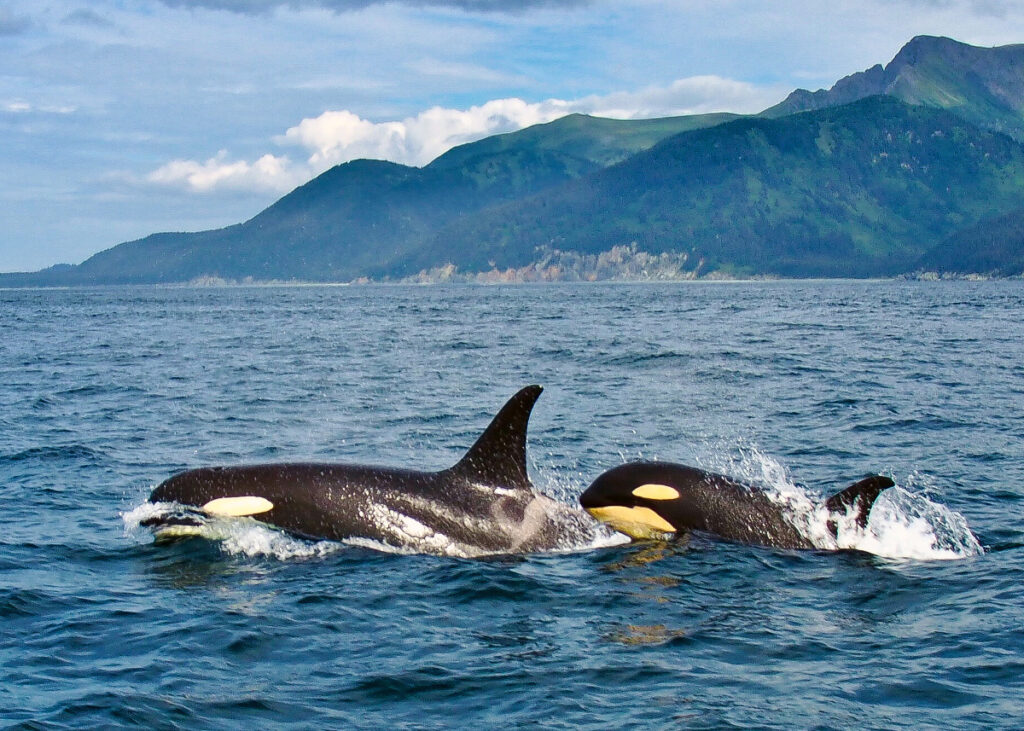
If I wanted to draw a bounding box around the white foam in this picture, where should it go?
[121,500,171,529]
[122,501,343,560]
[341,536,421,556]
[216,520,343,560]
[841,486,983,560]
[566,524,632,552]
[530,468,633,553]
[696,446,983,560]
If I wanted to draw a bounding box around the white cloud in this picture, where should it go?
[575,75,786,119]
[279,110,410,168]
[154,0,589,13]
[144,74,785,194]
[279,97,572,168]
[3,99,77,114]
[146,151,300,193]
[405,57,528,85]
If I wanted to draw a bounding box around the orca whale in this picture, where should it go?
[579,461,894,549]
[144,386,591,557]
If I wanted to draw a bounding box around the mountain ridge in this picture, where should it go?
[765,35,1024,140]
[409,96,1024,279]
[6,113,735,285]
[5,35,1024,285]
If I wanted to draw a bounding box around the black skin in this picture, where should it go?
[146,386,590,555]
[148,462,575,553]
[580,461,894,549]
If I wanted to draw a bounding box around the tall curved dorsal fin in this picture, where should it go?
[444,385,542,491]
[825,475,895,536]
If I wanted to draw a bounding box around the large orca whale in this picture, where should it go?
[579,461,894,549]
[144,386,592,557]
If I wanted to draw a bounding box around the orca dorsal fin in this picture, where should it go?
[825,475,895,535]
[445,385,542,491]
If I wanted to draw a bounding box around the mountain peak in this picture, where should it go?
[764,36,1024,135]
[886,35,988,78]
[894,34,969,58]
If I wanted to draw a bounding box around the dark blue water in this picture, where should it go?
[1,282,1021,729]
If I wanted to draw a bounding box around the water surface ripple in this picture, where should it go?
[1,282,1022,729]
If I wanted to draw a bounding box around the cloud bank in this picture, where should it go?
[154,0,1024,18]
[147,75,783,194]
[156,0,589,14]
[279,98,573,169]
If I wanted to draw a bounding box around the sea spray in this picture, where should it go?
[123,502,343,560]
[695,444,982,559]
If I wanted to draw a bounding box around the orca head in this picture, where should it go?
[580,462,692,539]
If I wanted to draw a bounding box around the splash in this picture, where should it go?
[696,445,982,560]
[531,466,632,553]
[122,502,343,560]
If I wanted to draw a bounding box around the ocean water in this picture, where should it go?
[1,281,1021,729]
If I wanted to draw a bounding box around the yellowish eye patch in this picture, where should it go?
[631,484,680,501]
[202,496,275,517]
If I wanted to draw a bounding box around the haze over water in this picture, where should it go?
[1,281,1021,728]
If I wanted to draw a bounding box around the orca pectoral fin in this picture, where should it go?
[825,475,895,535]
[444,385,542,491]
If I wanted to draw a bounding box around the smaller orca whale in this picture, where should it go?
[144,386,592,557]
[579,461,894,549]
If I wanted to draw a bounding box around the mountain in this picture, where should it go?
[410,96,1024,278]
[764,36,1024,141]
[916,208,1024,276]
[428,112,740,170]
[5,36,1024,285]
[3,113,733,285]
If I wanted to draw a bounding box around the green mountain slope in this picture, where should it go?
[916,208,1024,276]
[7,113,730,285]
[63,155,591,284]
[429,112,740,170]
[412,96,1024,278]
[764,36,1024,141]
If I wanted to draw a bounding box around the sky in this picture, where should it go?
[3,0,1024,272]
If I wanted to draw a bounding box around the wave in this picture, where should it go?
[122,502,344,560]
[2,444,107,464]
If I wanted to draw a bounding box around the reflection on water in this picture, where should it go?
[598,541,692,644]
[604,623,689,646]
[601,539,690,571]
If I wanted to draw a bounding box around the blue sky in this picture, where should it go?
[3,0,1024,272]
